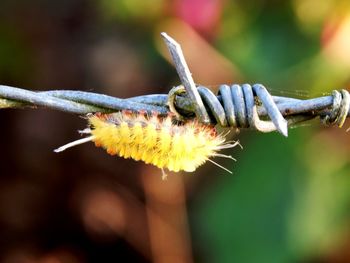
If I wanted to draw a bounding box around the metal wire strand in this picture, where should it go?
[2,33,350,138]
[0,85,168,114]
[1,84,350,136]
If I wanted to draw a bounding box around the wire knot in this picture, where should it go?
[168,84,288,136]
[321,89,350,128]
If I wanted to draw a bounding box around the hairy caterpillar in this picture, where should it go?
[54,111,239,177]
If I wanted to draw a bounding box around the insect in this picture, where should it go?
[54,111,240,178]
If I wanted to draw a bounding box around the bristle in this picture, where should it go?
[54,136,95,152]
[79,128,91,134]
[212,153,236,161]
[55,111,239,174]
[207,159,233,174]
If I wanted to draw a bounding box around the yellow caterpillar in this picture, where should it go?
[55,111,239,177]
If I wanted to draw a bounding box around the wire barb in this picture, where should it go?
[161,32,211,124]
[0,33,349,136]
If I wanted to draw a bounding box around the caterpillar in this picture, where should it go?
[54,111,240,178]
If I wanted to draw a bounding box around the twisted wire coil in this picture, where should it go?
[168,84,350,136]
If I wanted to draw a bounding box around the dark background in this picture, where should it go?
[1,0,350,262]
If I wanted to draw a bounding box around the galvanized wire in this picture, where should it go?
[0,83,349,135]
[1,33,349,137]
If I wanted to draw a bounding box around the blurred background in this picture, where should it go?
[0,0,350,262]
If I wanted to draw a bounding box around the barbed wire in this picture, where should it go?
[0,33,349,137]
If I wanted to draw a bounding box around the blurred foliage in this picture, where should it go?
[99,0,164,22]
[0,25,33,83]
[193,132,301,263]
[0,0,350,262]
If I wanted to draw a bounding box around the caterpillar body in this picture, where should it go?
[54,111,239,177]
